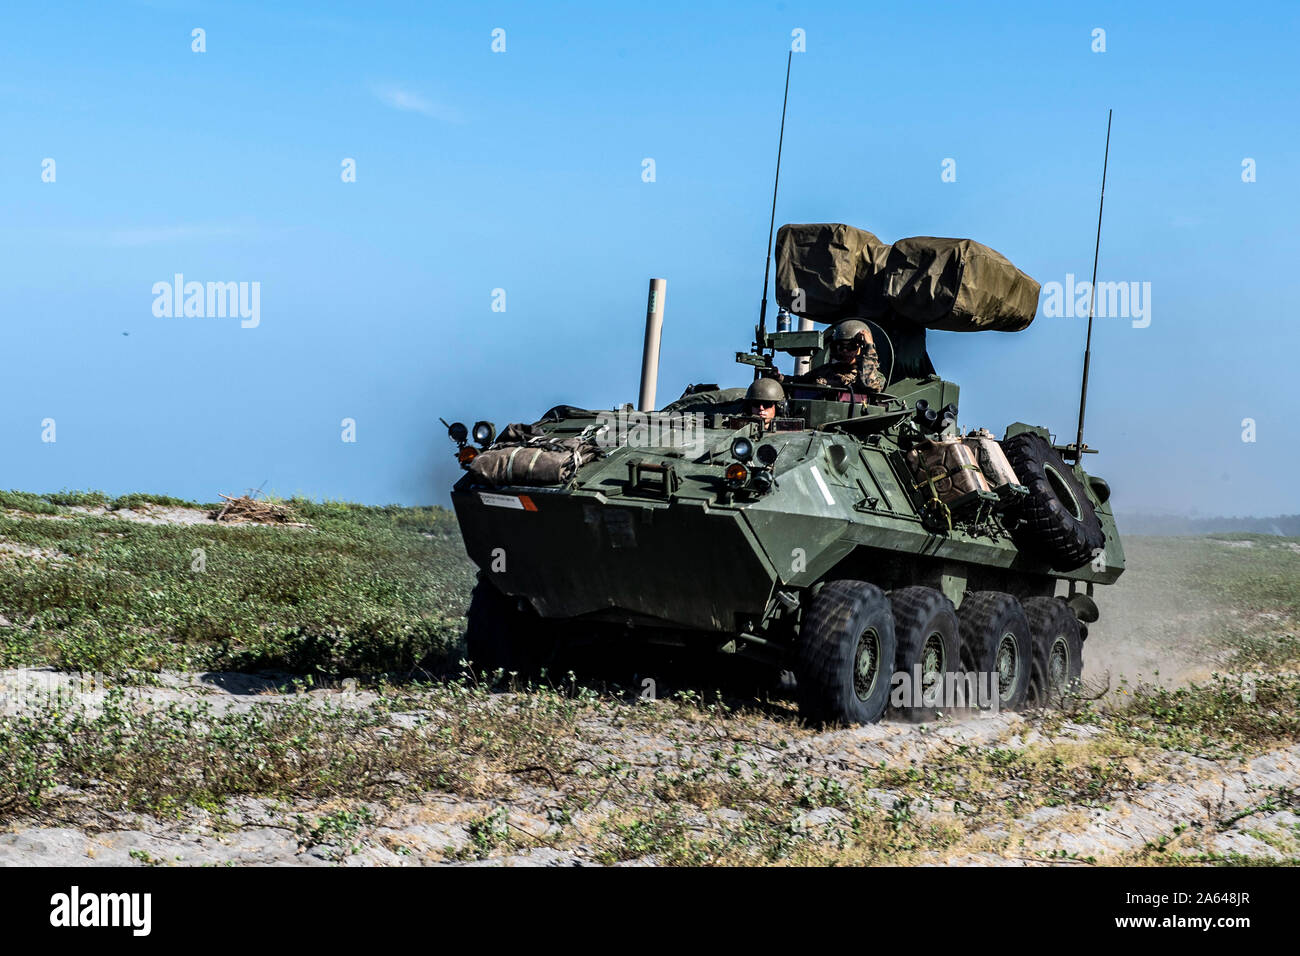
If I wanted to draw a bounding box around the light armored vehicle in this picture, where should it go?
[444,223,1124,724]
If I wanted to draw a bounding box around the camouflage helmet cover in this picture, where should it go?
[830,319,874,346]
[744,377,785,403]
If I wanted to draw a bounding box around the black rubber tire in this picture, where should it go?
[464,575,555,684]
[958,591,1032,711]
[888,586,961,720]
[1022,596,1084,709]
[1002,432,1106,571]
[796,580,897,726]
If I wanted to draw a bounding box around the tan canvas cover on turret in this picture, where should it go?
[774,224,1040,332]
[883,237,1040,332]
[775,223,892,319]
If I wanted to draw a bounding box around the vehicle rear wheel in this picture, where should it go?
[464,575,555,684]
[1002,432,1105,571]
[888,586,961,719]
[958,591,1032,711]
[1022,596,1084,708]
[796,581,896,726]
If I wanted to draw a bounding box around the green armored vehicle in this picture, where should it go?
[444,223,1124,724]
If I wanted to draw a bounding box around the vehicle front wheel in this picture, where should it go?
[464,575,555,684]
[796,581,897,726]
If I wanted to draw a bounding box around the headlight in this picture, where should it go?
[472,421,496,445]
[725,463,749,486]
[448,421,469,444]
[730,437,753,462]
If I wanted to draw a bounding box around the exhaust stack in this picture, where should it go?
[794,315,815,376]
[638,277,666,411]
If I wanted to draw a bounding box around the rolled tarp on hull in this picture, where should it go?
[775,223,1041,333]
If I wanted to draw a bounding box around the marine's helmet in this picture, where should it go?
[831,319,874,347]
[744,376,785,425]
[745,377,785,404]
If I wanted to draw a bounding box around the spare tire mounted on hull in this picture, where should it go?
[1002,432,1105,571]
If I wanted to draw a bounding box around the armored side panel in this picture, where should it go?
[450,396,1124,642]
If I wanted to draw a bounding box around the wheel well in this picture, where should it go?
[813,549,1057,608]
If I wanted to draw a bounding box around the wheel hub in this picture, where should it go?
[921,632,945,704]
[1048,635,1070,696]
[854,628,881,702]
[996,632,1019,702]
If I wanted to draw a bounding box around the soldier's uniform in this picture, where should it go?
[796,342,886,393]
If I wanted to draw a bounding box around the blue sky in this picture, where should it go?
[2,0,1297,515]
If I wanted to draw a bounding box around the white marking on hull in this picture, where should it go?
[809,465,836,507]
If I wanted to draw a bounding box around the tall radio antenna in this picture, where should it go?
[755,50,793,355]
[1072,109,1112,462]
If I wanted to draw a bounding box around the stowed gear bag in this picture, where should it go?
[904,436,992,531]
[467,422,602,487]
[905,437,991,503]
[963,428,1020,488]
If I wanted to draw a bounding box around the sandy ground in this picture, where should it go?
[1,529,1295,865]
[0,669,1295,867]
